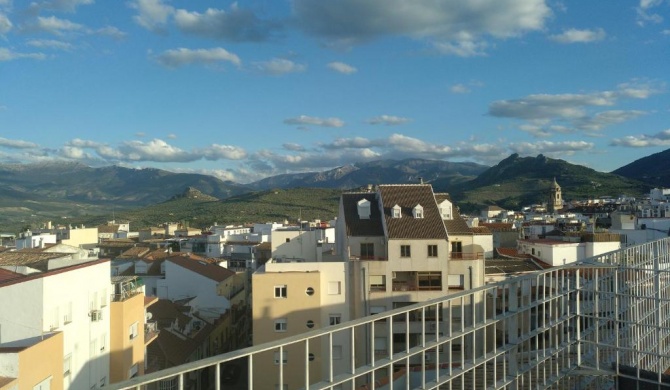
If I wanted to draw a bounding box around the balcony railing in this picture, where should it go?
[107,238,670,390]
[391,282,442,291]
[449,252,483,260]
[145,321,159,344]
[350,255,388,261]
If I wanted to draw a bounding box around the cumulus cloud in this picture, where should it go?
[174,4,280,42]
[252,58,306,75]
[508,140,594,155]
[293,0,551,53]
[450,84,470,94]
[283,143,306,151]
[30,0,93,12]
[611,129,670,147]
[95,26,127,40]
[489,81,660,135]
[0,137,40,149]
[29,15,84,35]
[26,39,74,51]
[0,47,46,61]
[117,139,196,162]
[198,144,247,160]
[549,28,606,43]
[155,47,241,68]
[131,0,174,32]
[366,115,411,126]
[284,115,344,127]
[327,61,357,74]
[636,0,664,26]
[0,12,11,35]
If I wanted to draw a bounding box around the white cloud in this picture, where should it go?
[59,146,91,159]
[549,28,606,43]
[433,39,488,57]
[95,26,127,40]
[636,0,664,26]
[26,39,74,51]
[0,137,40,149]
[199,144,247,160]
[155,47,241,68]
[31,0,93,12]
[253,58,306,75]
[32,15,83,35]
[131,0,174,32]
[450,84,470,94]
[327,61,357,74]
[0,13,11,35]
[489,81,660,135]
[118,139,195,162]
[366,115,410,126]
[611,129,670,147]
[321,137,387,149]
[284,115,344,127]
[167,133,177,139]
[283,143,305,151]
[174,4,279,42]
[508,140,594,155]
[294,0,551,53]
[0,47,47,61]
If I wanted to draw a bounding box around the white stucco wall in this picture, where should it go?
[157,261,231,313]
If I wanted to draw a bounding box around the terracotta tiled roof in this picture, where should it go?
[98,224,119,234]
[0,252,70,271]
[480,223,514,232]
[495,247,529,259]
[434,192,472,235]
[341,192,385,237]
[257,242,271,250]
[0,268,23,283]
[118,247,151,259]
[378,185,448,240]
[471,226,492,235]
[168,255,234,282]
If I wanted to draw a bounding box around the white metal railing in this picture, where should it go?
[108,238,670,390]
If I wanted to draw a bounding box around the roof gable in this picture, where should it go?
[378,185,448,240]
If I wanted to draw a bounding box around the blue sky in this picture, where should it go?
[0,0,668,183]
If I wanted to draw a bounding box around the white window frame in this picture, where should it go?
[129,322,139,340]
[274,318,287,332]
[329,313,342,326]
[274,285,287,298]
[327,281,341,295]
[273,351,288,365]
[392,205,402,218]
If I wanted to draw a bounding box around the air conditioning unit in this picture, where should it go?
[90,310,103,322]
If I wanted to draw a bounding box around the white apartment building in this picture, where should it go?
[14,230,57,250]
[0,258,111,389]
[271,226,337,262]
[517,233,621,266]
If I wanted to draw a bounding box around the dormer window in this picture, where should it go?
[357,199,371,219]
[413,204,424,219]
[439,200,453,220]
[392,205,402,218]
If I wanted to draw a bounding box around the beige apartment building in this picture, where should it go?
[252,184,489,388]
[0,332,64,390]
[109,276,159,384]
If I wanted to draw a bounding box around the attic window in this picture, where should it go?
[413,205,424,219]
[392,205,402,218]
[357,199,371,220]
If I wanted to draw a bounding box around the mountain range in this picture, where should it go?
[0,151,662,233]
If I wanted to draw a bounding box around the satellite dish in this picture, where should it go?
[146,312,153,320]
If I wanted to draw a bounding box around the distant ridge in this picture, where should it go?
[612,148,670,188]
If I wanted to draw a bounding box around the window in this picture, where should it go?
[100,334,106,352]
[285,238,290,243]
[274,351,287,365]
[428,245,438,257]
[305,287,315,296]
[332,345,342,360]
[274,318,287,332]
[128,364,139,379]
[370,306,386,315]
[418,272,442,290]
[413,204,424,218]
[90,291,98,311]
[448,274,465,289]
[360,243,374,259]
[451,241,462,258]
[63,354,72,376]
[306,320,315,328]
[392,205,402,218]
[129,322,139,340]
[63,302,73,324]
[328,281,341,295]
[370,275,386,292]
[100,289,107,307]
[329,314,342,326]
[274,285,287,298]
[400,245,411,257]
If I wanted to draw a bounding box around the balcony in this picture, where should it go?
[449,252,483,260]
[111,276,143,302]
[350,255,387,261]
[145,321,160,345]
